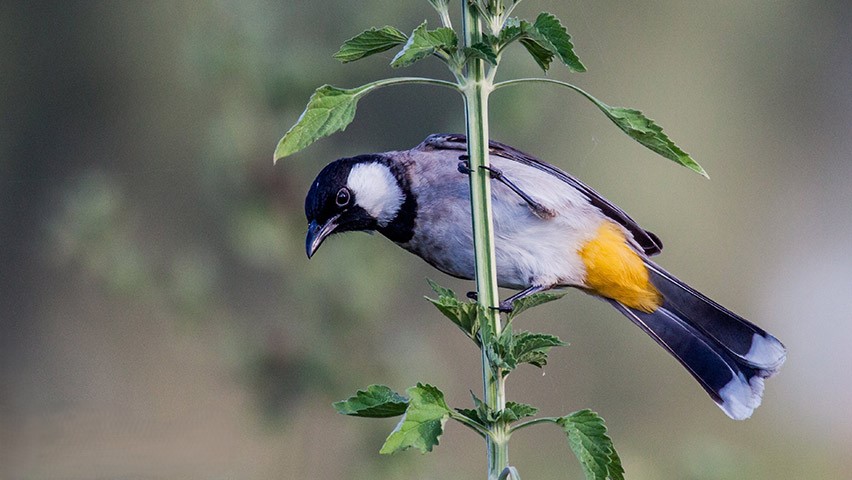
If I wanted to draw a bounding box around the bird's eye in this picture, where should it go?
[335,188,351,207]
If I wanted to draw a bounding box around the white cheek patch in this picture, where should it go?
[347,162,405,227]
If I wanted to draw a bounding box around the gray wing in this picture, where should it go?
[418,133,663,256]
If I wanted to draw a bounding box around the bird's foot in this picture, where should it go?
[459,159,554,219]
[479,166,555,219]
[457,156,472,175]
[496,300,515,313]
[466,291,515,313]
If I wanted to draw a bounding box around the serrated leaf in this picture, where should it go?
[501,402,539,422]
[512,331,566,368]
[425,280,481,343]
[483,326,565,373]
[333,26,407,63]
[519,37,554,72]
[391,22,458,68]
[464,42,498,65]
[596,103,707,177]
[558,410,623,480]
[607,446,625,480]
[507,290,567,320]
[484,324,516,372]
[498,18,524,49]
[426,278,456,299]
[274,84,366,161]
[471,391,500,423]
[426,297,481,341]
[380,383,451,454]
[478,310,499,346]
[456,391,496,428]
[333,385,408,418]
[531,12,586,72]
[455,407,486,425]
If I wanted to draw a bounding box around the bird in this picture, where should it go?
[303,133,786,420]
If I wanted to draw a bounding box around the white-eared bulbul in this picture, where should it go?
[303,133,786,420]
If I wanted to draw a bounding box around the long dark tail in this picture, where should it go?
[607,260,786,420]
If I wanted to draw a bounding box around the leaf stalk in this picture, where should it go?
[508,416,559,434]
[449,411,491,438]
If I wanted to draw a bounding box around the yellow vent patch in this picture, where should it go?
[579,222,662,313]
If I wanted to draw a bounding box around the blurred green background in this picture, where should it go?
[2,1,850,479]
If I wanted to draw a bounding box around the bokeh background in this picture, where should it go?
[2,1,850,479]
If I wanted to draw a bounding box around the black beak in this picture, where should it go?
[306,214,340,258]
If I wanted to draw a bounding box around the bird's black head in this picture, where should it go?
[304,154,412,258]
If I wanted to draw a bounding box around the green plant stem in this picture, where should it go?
[462,4,507,480]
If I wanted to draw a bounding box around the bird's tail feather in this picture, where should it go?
[645,260,786,373]
[606,262,786,420]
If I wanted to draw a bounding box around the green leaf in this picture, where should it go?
[333,385,409,418]
[500,402,539,422]
[482,326,565,374]
[426,278,455,299]
[530,12,586,72]
[274,84,366,161]
[507,290,567,320]
[485,325,567,372]
[457,395,538,428]
[456,391,491,426]
[391,22,458,68]
[608,447,626,480]
[425,280,481,343]
[455,407,486,426]
[498,18,525,46]
[595,103,707,177]
[504,14,585,73]
[519,37,554,72]
[464,42,498,65]
[493,79,706,176]
[380,383,451,454]
[512,331,566,368]
[483,323,515,371]
[333,26,407,63]
[558,410,624,480]
[480,325,567,376]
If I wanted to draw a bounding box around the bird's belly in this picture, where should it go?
[399,214,598,290]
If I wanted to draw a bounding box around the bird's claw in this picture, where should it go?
[479,165,504,180]
[496,301,515,313]
[458,157,502,179]
[467,291,515,313]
